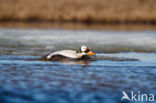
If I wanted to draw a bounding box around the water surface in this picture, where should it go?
[0,28,156,103]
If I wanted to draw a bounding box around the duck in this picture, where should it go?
[44,46,95,61]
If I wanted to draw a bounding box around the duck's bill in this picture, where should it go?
[87,51,95,55]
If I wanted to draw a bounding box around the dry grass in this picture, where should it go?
[0,0,156,23]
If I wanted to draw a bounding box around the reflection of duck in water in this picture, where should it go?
[44,46,95,61]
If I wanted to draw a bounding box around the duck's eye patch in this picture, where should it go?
[85,48,90,53]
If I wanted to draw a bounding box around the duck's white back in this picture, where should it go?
[47,50,80,59]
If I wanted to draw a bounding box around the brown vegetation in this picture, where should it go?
[0,0,156,24]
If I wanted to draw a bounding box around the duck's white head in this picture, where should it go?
[77,46,95,56]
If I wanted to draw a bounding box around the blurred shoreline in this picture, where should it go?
[0,21,156,30]
[0,0,156,25]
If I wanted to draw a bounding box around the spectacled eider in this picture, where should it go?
[44,46,95,61]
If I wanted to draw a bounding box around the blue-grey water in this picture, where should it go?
[0,28,156,103]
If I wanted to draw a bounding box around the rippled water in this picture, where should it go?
[0,28,156,103]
